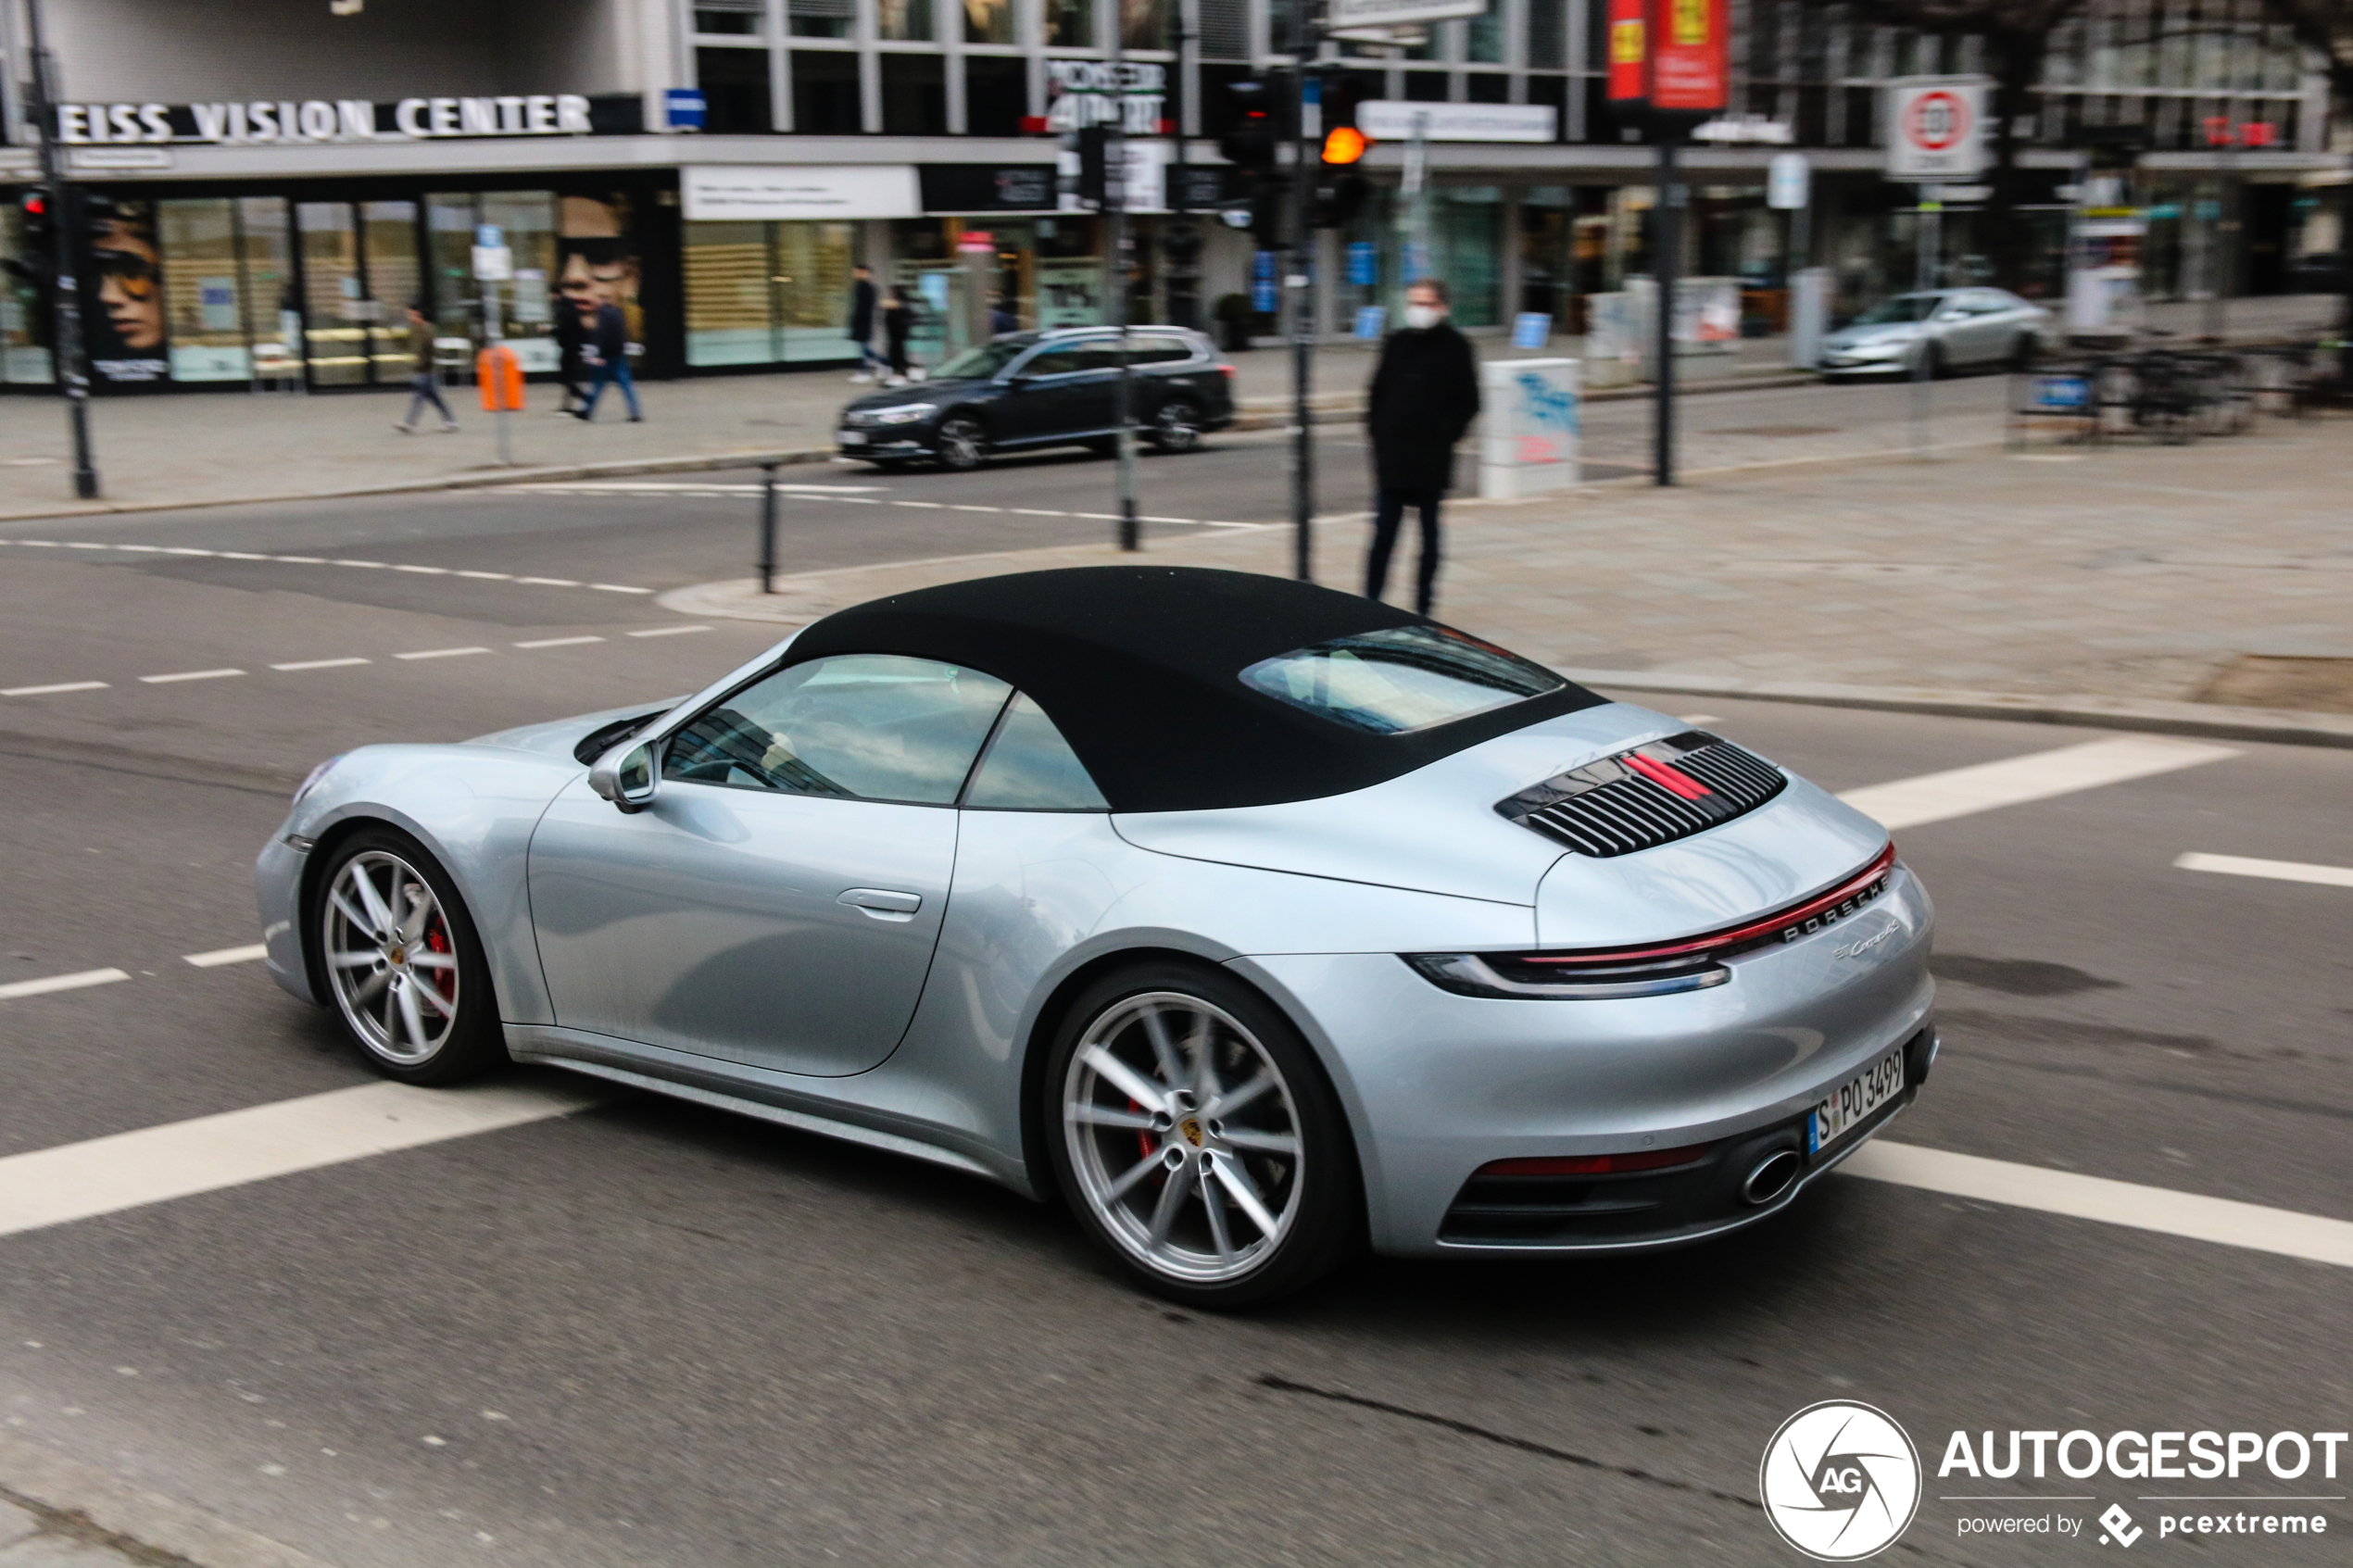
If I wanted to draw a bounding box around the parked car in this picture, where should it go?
[836,326,1236,471]
[258,566,1935,1308]
[1818,287,2051,379]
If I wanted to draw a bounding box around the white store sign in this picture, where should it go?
[1330,0,1490,28]
[683,165,923,221]
[1357,100,1555,144]
[1886,76,1989,182]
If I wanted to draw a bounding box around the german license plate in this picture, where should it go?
[837,430,867,445]
[1809,1047,1906,1154]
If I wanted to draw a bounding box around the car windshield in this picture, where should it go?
[933,339,1028,380]
[1239,625,1567,735]
[1848,294,1942,326]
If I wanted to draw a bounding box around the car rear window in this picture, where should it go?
[1238,625,1567,735]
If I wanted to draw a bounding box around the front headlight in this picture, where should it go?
[869,403,937,425]
[293,754,346,807]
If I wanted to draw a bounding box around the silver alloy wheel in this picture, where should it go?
[937,417,985,470]
[1151,402,1202,452]
[1062,991,1303,1284]
[322,849,462,1065]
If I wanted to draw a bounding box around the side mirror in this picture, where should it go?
[588,741,659,813]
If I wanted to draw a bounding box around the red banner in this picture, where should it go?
[1606,0,1647,104]
[1648,0,1729,113]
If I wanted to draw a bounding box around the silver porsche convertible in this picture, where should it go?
[257,567,1934,1306]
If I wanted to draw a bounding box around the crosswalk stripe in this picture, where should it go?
[0,1081,606,1241]
[1835,735,2237,831]
[1843,1140,2353,1269]
[2174,851,2353,889]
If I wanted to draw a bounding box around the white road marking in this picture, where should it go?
[139,668,245,684]
[0,1080,607,1241]
[513,635,606,649]
[270,657,371,671]
[0,968,131,1003]
[395,646,491,660]
[2174,851,2353,889]
[1835,736,2237,831]
[182,944,269,968]
[1843,1140,2353,1269]
[628,625,711,637]
[2,681,107,696]
[0,540,649,596]
[1678,713,1723,724]
[1012,508,1068,518]
[949,504,1000,513]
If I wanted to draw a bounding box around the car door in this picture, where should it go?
[993,344,1088,445]
[527,653,1013,1077]
[1950,291,2012,364]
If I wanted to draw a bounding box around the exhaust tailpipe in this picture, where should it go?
[1743,1149,1803,1206]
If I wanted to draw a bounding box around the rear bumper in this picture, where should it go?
[1237,867,1936,1258]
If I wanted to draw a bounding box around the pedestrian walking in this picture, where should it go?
[574,298,643,422]
[847,263,884,382]
[552,294,589,414]
[1363,279,1478,617]
[394,303,458,434]
[881,285,917,385]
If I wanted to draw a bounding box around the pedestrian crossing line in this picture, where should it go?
[1835,735,2237,831]
[0,681,107,696]
[182,945,268,969]
[2174,851,2353,889]
[0,968,131,1003]
[0,539,654,597]
[0,1080,608,1241]
[1843,1141,2353,1270]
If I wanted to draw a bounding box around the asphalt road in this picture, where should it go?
[1,470,2347,1568]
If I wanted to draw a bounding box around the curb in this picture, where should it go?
[1561,669,2353,750]
[0,1430,340,1568]
[0,367,1830,524]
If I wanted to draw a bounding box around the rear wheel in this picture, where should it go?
[935,416,987,471]
[1045,961,1359,1308]
[314,828,506,1085]
[1148,399,1204,453]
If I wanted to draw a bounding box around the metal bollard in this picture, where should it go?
[758,461,778,595]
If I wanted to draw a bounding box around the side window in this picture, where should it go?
[1129,335,1194,365]
[1021,347,1086,377]
[962,693,1110,810]
[664,654,1011,805]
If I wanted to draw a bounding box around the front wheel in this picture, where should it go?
[934,415,987,471]
[313,828,507,1085]
[1045,962,1359,1308]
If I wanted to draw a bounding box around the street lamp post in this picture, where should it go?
[20,0,101,499]
[1107,13,1141,552]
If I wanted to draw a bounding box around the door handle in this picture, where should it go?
[837,887,922,921]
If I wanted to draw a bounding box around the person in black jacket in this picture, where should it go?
[574,299,642,422]
[1363,278,1479,617]
[552,294,588,414]
[847,263,882,382]
[880,285,918,384]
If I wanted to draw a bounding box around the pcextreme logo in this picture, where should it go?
[1760,1401,1924,1561]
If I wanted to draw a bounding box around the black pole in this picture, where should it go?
[1109,24,1140,552]
[758,461,778,593]
[1165,0,1200,332]
[22,0,99,499]
[1654,135,1679,487]
[1290,65,1317,582]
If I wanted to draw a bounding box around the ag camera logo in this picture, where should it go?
[1761,1401,1923,1560]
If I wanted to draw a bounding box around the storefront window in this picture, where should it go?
[297,202,369,386]
[792,0,854,39]
[361,201,422,377]
[157,199,246,382]
[1431,186,1503,327]
[684,220,860,368]
[555,194,639,371]
[1044,0,1092,46]
[964,0,1014,45]
[239,198,295,376]
[1,201,54,385]
[878,0,936,41]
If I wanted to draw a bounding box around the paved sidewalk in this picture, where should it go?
[2,295,2334,521]
[664,408,2353,711]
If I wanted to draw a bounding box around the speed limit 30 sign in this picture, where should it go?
[1886,74,1987,180]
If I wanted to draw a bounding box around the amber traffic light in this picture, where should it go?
[1321,125,1367,165]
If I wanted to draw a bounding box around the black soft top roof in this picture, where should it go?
[786,566,1605,811]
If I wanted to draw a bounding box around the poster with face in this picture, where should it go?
[557,194,641,347]
[84,195,171,383]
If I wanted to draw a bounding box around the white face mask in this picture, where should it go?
[1403,304,1441,331]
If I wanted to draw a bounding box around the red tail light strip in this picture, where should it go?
[1520,843,1899,968]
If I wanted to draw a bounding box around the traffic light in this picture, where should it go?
[1218,76,1278,172]
[1311,72,1373,229]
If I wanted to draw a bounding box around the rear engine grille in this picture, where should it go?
[1496,731,1787,857]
